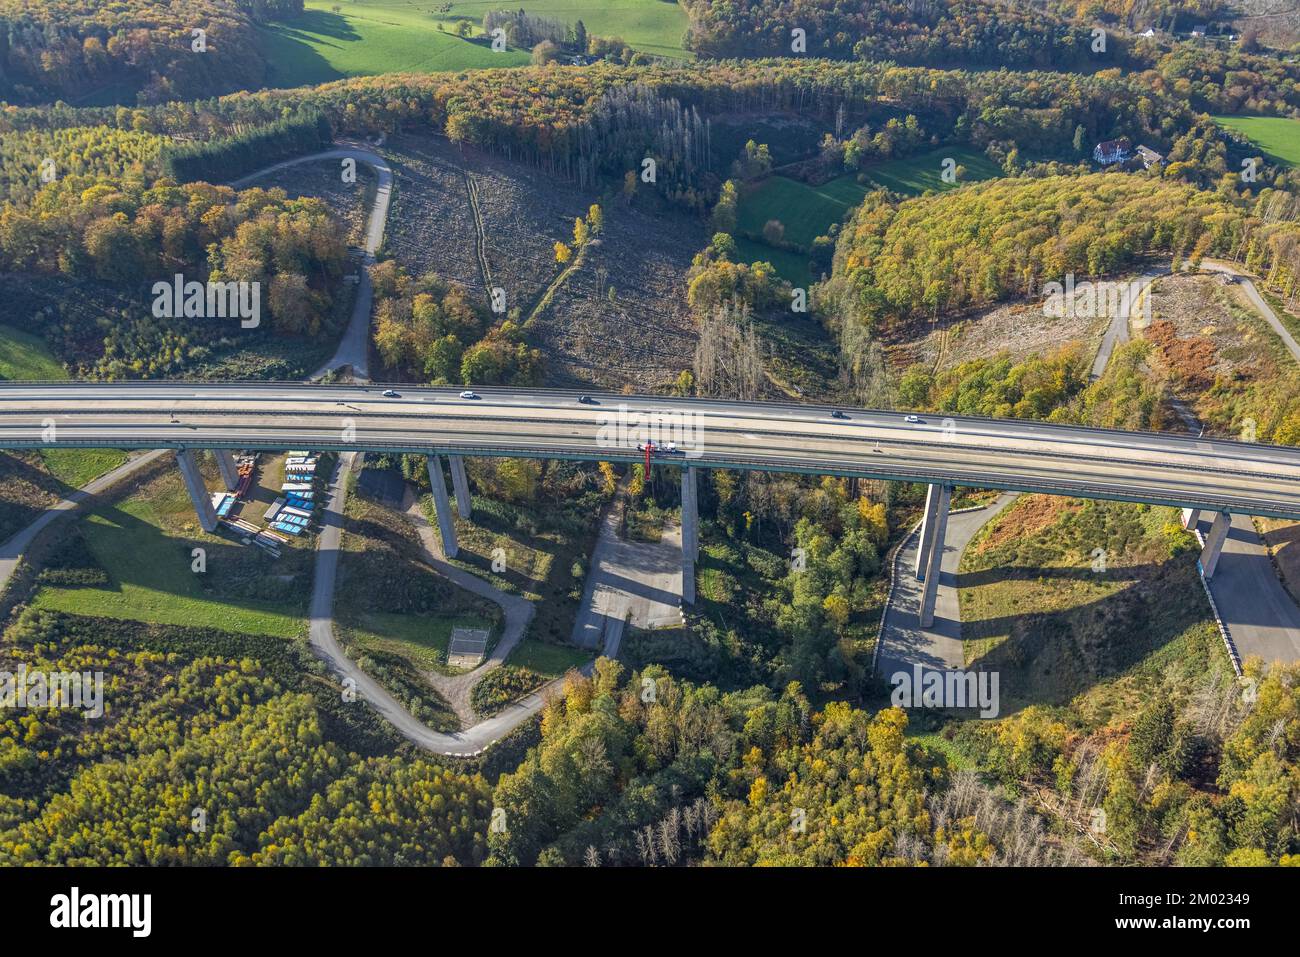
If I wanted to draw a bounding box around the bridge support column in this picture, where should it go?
[917,484,952,628]
[1199,511,1231,580]
[426,455,458,559]
[686,466,699,560]
[915,483,944,581]
[448,454,472,519]
[214,449,240,491]
[681,465,697,605]
[177,450,217,533]
[1181,507,1201,531]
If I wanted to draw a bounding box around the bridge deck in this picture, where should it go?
[2,382,1299,518]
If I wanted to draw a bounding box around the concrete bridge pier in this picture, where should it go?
[214,449,240,491]
[687,466,699,560]
[177,449,218,533]
[914,483,947,581]
[917,483,953,628]
[426,455,458,558]
[449,454,472,519]
[1181,507,1201,531]
[1199,511,1232,579]
[681,465,698,605]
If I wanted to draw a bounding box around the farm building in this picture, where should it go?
[1093,138,1132,165]
[1135,145,1164,169]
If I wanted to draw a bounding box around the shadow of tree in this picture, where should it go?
[0,452,82,542]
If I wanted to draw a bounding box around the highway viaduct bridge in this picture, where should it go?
[4,381,1300,627]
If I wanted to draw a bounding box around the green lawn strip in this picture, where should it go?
[506,637,590,676]
[331,619,460,731]
[1213,114,1300,167]
[0,323,65,380]
[338,608,495,669]
[858,146,1001,195]
[38,449,130,489]
[31,496,304,639]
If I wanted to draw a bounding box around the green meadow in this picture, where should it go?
[258,0,689,88]
[507,638,590,676]
[440,0,690,58]
[33,495,306,638]
[732,146,1001,283]
[737,173,870,251]
[0,324,64,381]
[857,146,1002,194]
[340,608,496,669]
[1213,114,1300,166]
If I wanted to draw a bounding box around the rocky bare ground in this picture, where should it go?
[885,294,1109,373]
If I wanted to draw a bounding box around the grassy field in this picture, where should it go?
[1214,114,1300,166]
[340,609,495,668]
[0,324,64,380]
[441,0,690,58]
[737,148,1000,250]
[737,173,869,251]
[507,638,590,676]
[259,0,688,88]
[38,449,129,488]
[259,3,528,87]
[732,147,1001,284]
[33,494,307,639]
[859,146,1002,194]
[956,495,1217,712]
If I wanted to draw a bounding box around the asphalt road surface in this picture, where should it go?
[4,383,1300,517]
[1089,268,1163,380]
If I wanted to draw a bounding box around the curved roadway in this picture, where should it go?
[4,383,1300,518]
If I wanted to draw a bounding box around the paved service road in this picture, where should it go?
[231,145,393,381]
[876,494,1017,677]
[1090,268,1163,380]
[308,451,584,755]
[1198,260,1300,366]
[1190,512,1300,665]
[404,494,539,727]
[5,383,1300,518]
